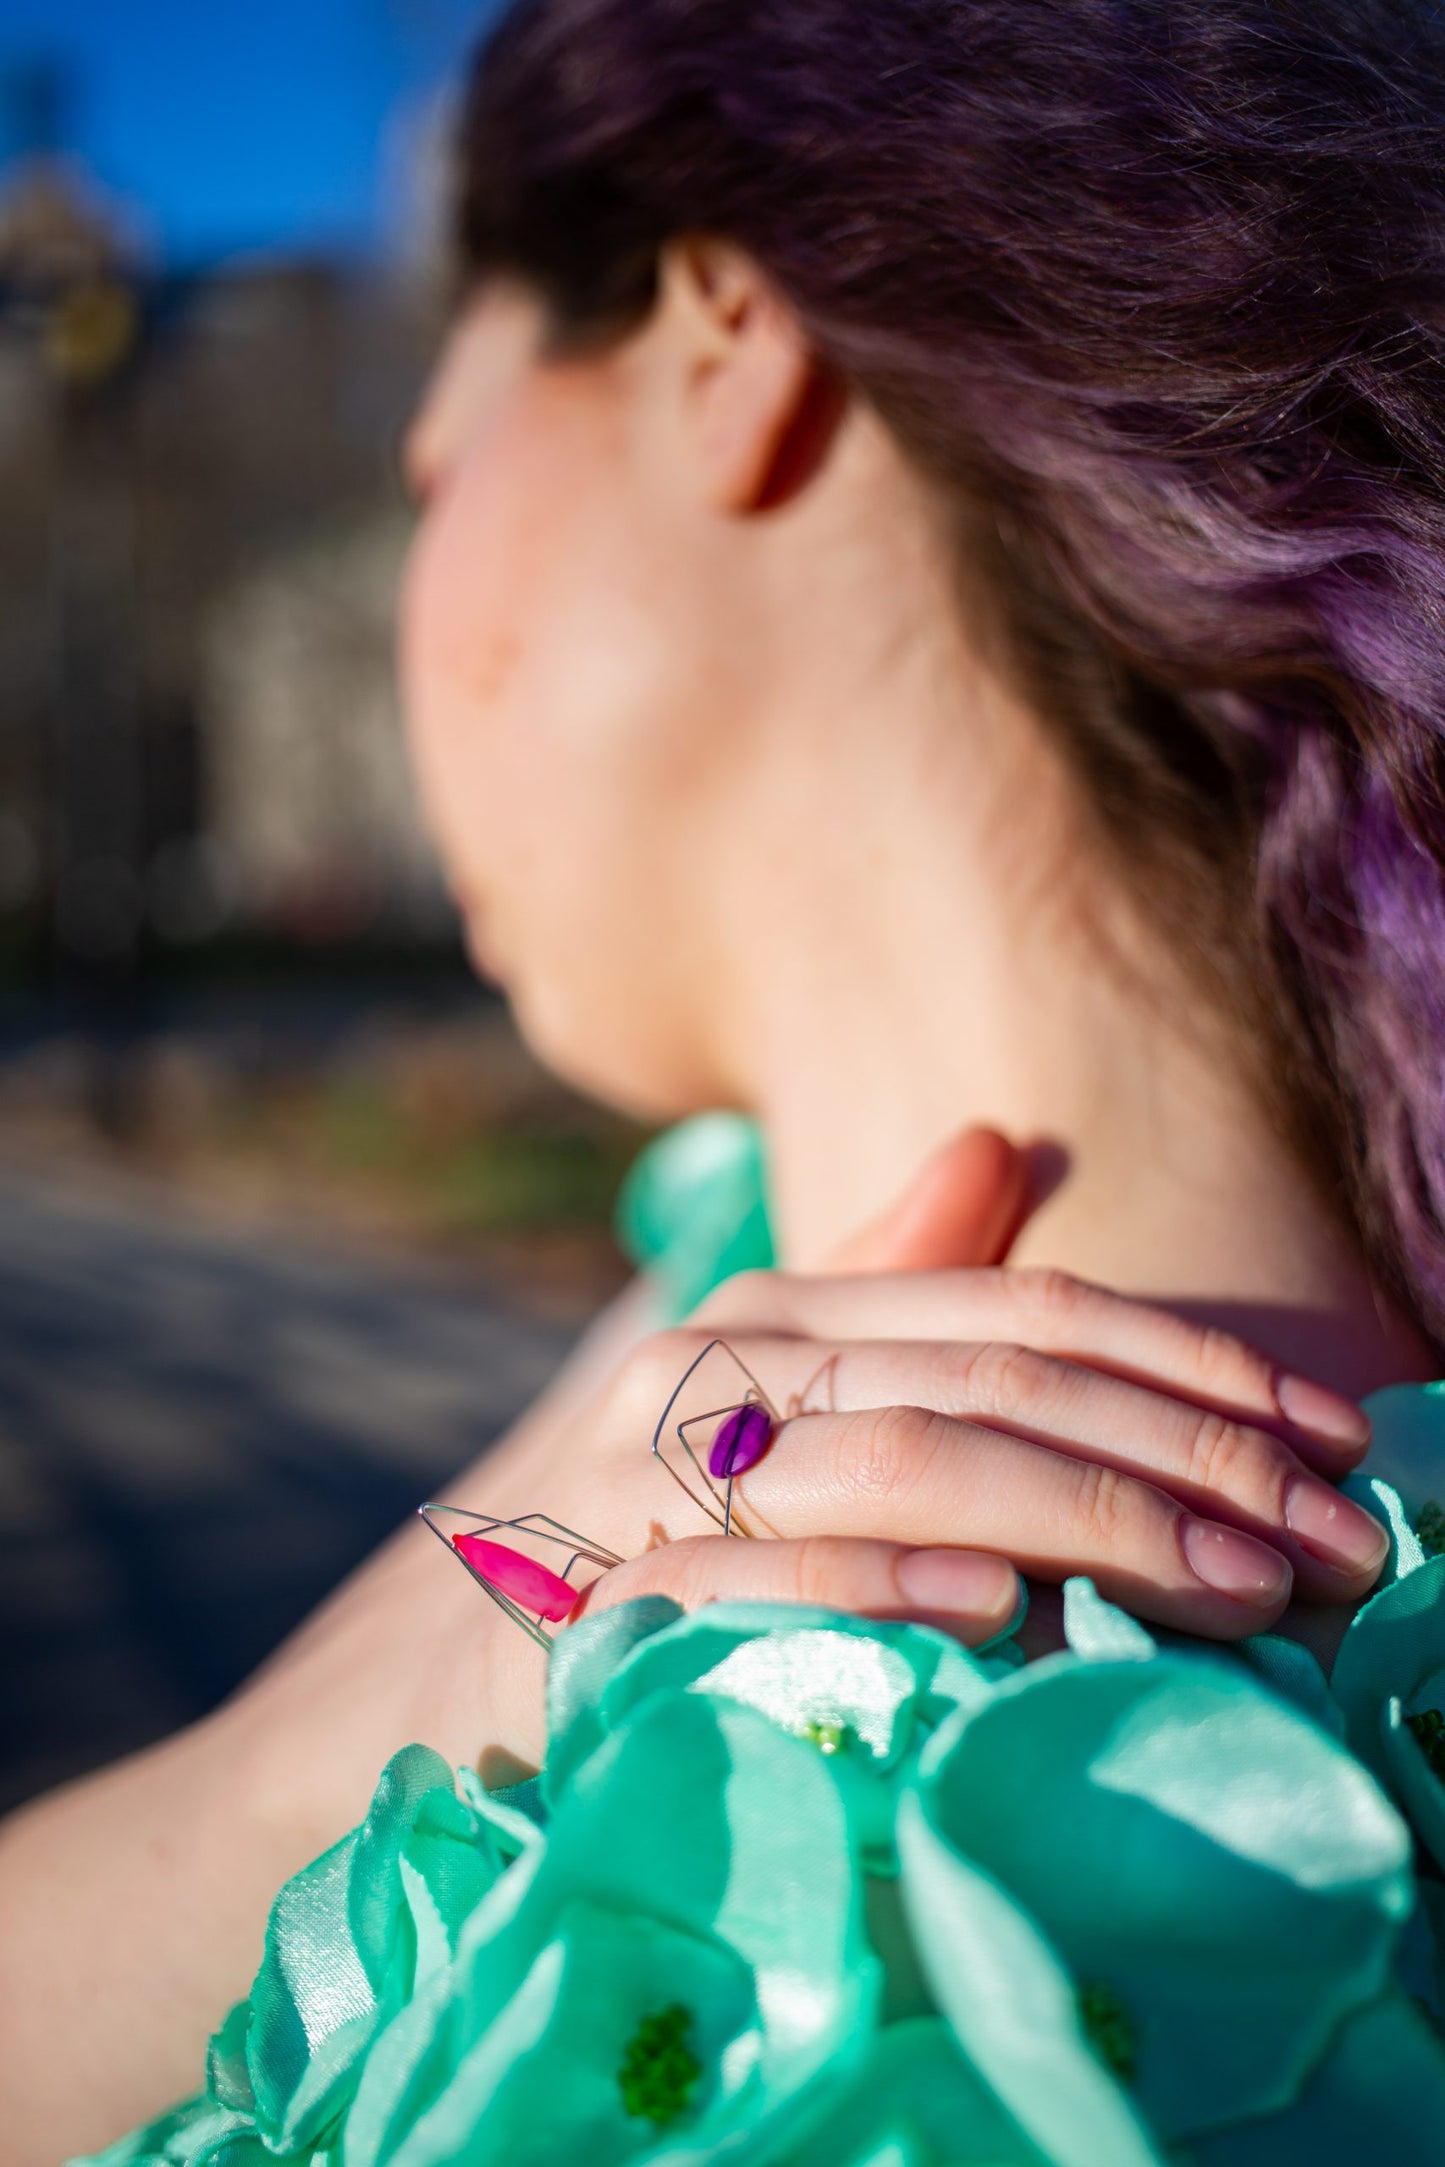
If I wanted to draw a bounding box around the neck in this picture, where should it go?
[741,693,1432,1402]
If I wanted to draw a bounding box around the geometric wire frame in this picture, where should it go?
[649,1334,779,1538]
[417,1502,623,1649]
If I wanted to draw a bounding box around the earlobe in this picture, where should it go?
[750,363,848,512]
[660,236,844,513]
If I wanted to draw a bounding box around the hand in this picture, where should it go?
[580,1254,1383,1647]
[220,1128,1040,1801]
[466,1126,1383,1764]
[0,1125,1379,2165]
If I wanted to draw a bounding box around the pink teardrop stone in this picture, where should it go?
[451,1533,579,1622]
[708,1401,774,1481]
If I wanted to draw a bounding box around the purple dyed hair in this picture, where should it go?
[452,0,1445,1345]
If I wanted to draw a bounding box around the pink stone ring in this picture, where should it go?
[649,1335,780,1537]
[417,1505,623,1648]
[420,1343,778,1645]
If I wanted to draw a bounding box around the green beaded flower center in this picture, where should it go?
[1078,1979,1137,2082]
[617,2003,702,2127]
[1407,1707,1445,1780]
[797,1718,853,1756]
[1415,1500,1445,1558]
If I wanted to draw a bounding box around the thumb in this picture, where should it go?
[824,1126,1029,1275]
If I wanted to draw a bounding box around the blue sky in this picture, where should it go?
[0,0,499,267]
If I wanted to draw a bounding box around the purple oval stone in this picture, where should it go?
[708,1401,774,1481]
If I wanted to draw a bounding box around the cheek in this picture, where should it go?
[398,421,541,882]
[395,358,747,1114]
[396,374,691,998]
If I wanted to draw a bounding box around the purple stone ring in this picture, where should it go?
[707,1400,775,1482]
[650,1337,780,1536]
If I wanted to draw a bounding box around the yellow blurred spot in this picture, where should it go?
[46,278,139,383]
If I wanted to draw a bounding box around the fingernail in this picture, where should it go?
[1274,1371,1371,1449]
[896,1547,1020,1621]
[1283,1474,1389,1575]
[1180,1516,1292,1607]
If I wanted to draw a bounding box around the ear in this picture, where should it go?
[656,235,841,512]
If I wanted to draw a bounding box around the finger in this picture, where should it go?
[823,1127,1030,1274]
[677,1331,1388,1598]
[572,1530,1022,1647]
[692,1264,1371,1468]
[610,1325,1385,1595]
[735,1401,1302,1637]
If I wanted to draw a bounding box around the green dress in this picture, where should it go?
[613,1110,775,1322]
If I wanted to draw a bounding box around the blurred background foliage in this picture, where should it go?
[0,0,649,1302]
[0,3,657,1807]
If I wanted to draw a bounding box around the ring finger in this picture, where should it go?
[728,1398,1300,1635]
[654,1326,1386,1603]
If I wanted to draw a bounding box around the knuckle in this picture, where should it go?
[611,1328,712,1425]
[1013,1264,1092,1331]
[1185,1318,1246,1391]
[637,1535,717,1611]
[1183,1408,1289,1515]
[1182,1408,1252,1496]
[956,1338,1045,1415]
[836,1402,950,1505]
[691,1267,782,1324]
[788,1534,859,1607]
[1065,1456,1137,1551]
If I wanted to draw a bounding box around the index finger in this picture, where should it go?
[691,1264,1371,1465]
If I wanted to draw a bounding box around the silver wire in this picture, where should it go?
[417,1503,622,1646]
[648,1336,776,1538]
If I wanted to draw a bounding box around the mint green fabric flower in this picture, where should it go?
[352,1896,758,2167]
[740,2016,1046,2166]
[1061,1577,1158,1663]
[72,2093,327,2167]
[1352,1383,1445,1571]
[899,1646,1413,2155]
[898,1787,1165,2167]
[216,1744,508,2156]
[342,1688,879,2165]
[73,1562,1445,2167]
[1331,1553,1445,1872]
[1339,1467,1430,1588]
[545,1597,1007,1871]
[1231,1631,1344,1735]
[1321,1399,1445,1874]
[542,1595,692,1797]
[1336,1385,1445,1602]
[1067,1571,1348,1741]
[613,1111,774,1324]
[1399,1880,1445,2024]
[1185,1991,1445,2166]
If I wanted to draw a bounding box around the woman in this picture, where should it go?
[6,0,1445,2156]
